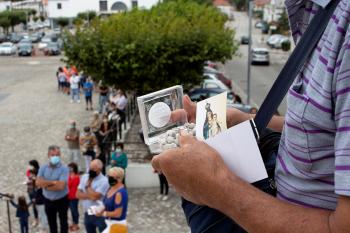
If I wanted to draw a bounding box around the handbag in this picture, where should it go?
[182,0,341,232]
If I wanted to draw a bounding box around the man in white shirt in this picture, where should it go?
[70,74,81,103]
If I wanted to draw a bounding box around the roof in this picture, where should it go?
[213,0,231,7]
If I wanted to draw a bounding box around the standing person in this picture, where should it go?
[57,67,66,93]
[9,195,31,233]
[67,163,80,232]
[84,78,94,111]
[35,187,48,233]
[97,167,128,233]
[76,159,109,233]
[80,126,98,173]
[110,143,128,184]
[116,90,127,130]
[26,160,39,227]
[98,116,112,174]
[63,67,71,95]
[155,171,169,201]
[90,112,101,135]
[36,145,69,233]
[70,73,81,103]
[98,84,109,114]
[64,120,80,166]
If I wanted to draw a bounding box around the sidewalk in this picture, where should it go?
[0,56,188,233]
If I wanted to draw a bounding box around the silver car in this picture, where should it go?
[251,48,270,65]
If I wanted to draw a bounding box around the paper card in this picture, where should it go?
[205,120,268,183]
[195,92,227,140]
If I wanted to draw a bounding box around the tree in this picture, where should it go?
[229,0,247,11]
[163,0,213,6]
[63,0,238,94]
[277,10,290,35]
[56,17,69,29]
[77,11,97,22]
[0,15,11,34]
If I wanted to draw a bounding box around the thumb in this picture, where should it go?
[183,95,196,123]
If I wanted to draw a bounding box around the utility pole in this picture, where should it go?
[247,0,253,105]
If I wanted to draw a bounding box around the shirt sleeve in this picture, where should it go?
[37,166,44,178]
[78,175,87,191]
[59,166,69,183]
[95,178,110,196]
[332,32,350,196]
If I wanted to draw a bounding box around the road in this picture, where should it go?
[223,12,290,115]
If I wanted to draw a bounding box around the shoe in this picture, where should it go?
[86,107,88,111]
[77,100,81,103]
[70,100,73,103]
[156,194,163,200]
[162,195,168,201]
[31,220,38,227]
[90,107,93,110]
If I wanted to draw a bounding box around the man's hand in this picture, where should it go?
[152,133,230,206]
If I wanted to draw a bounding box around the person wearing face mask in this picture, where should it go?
[98,116,112,174]
[80,126,98,173]
[110,143,128,184]
[65,120,81,166]
[96,167,128,233]
[76,159,109,233]
[36,145,69,233]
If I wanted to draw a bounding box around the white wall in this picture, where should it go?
[47,0,160,18]
[48,0,99,18]
[0,1,11,12]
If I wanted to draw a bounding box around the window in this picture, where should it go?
[99,1,108,11]
[205,83,220,89]
[131,0,138,8]
[57,3,62,9]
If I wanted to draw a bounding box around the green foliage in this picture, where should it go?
[0,15,11,34]
[72,17,83,27]
[0,10,27,32]
[277,10,290,34]
[56,17,69,28]
[77,11,97,21]
[33,16,39,22]
[63,1,238,93]
[281,40,291,51]
[39,15,45,22]
[163,0,213,6]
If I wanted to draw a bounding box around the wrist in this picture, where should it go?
[103,211,107,217]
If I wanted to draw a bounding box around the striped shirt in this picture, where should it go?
[276,0,350,210]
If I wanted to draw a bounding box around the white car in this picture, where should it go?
[267,34,290,49]
[38,37,52,50]
[0,42,17,55]
[201,78,230,91]
[251,48,270,65]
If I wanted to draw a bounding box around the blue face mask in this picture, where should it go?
[50,156,60,165]
[115,148,122,153]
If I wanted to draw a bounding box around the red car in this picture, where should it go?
[203,66,232,89]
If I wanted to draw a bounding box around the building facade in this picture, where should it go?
[47,0,159,19]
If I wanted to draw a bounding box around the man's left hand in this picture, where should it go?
[152,133,232,207]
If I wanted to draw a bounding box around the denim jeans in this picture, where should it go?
[69,199,79,224]
[37,204,48,231]
[71,88,80,102]
[99,95,107,113]
[19,217,29,233]
[84,213,106,233]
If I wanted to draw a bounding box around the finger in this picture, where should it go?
[179,133,197,148]
[151,148,179,173]
[183,95,196,123]
[170,109,188,123]
[151,155,162,173]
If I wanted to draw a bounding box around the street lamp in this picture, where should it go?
[246,0,253,105]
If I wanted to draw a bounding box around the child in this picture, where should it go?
[10,195,31,233]
[68,162,80,232]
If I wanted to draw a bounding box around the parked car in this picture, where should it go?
[261,23,269,34]
[0,42,17,55]
[267,34,290,49]
[204,61,218,70]
[9,34,23,43]
[0,34,6,43]
[38,36,52,50]
[18,44,33,56]
[188,88,235,103]
[255,21,267,29]
[201,78,230,91]
[18,38,33,47]
[44,42,61,56]
[240,35,250,45]
[30,33,41,43]
[251,48,270,65]
[203,66,232,89]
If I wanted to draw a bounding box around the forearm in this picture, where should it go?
[45,181,65,191]
[212,172,331,233]
[36,178,55,188]
[227,108,284,133]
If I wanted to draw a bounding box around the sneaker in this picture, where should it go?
[86,107,88,111]
[156,194,163,200]
[162,195,169,201]
[77,100,81,103]
[70,100,73,103]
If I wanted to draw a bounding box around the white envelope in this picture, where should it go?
[205,120,268,183]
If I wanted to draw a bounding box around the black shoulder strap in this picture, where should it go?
[254,0,341,136]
